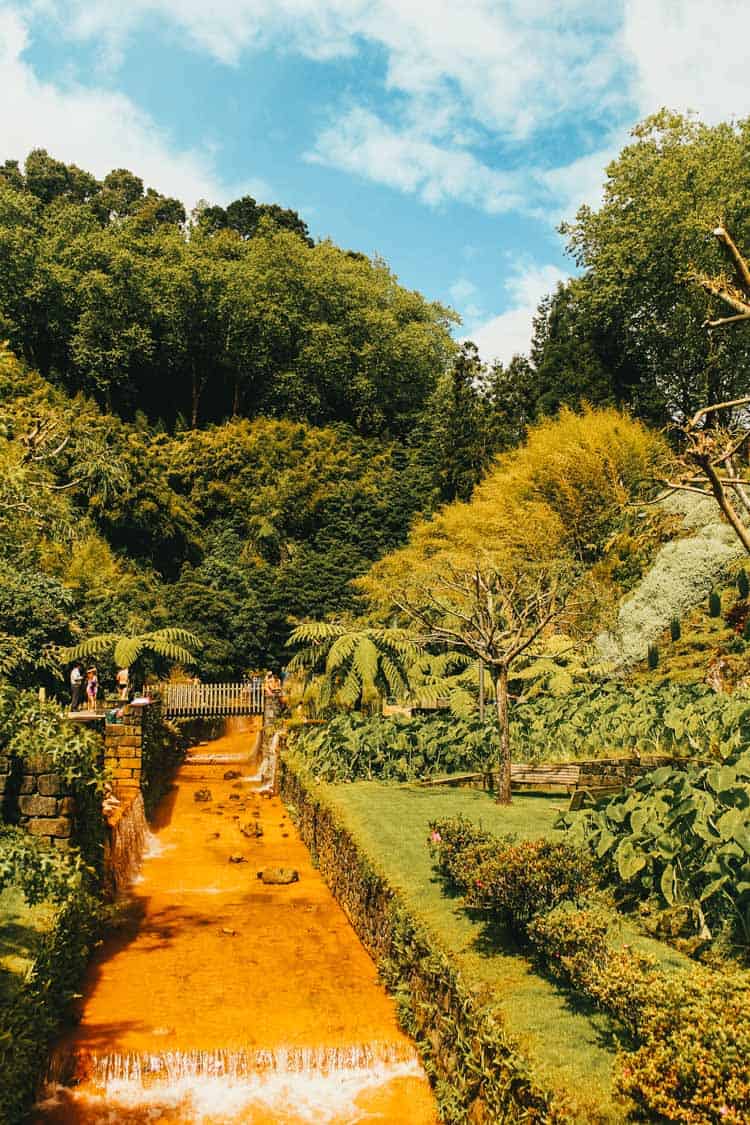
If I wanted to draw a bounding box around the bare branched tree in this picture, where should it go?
[395,561,578,804]
[659,227,750,554]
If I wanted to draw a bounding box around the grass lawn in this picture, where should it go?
[0,887,54,1009]
[325,782,688,1124]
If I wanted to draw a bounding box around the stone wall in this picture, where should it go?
[15,750,74,850]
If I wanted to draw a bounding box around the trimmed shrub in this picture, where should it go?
[620,966,750,1124]
[429,824,594,935]
[427,816,498,889]
[647,642,659,669]
[709,589,722,618]
[738,569,749,600]
[670,616,682,642]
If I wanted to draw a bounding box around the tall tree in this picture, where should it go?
[561,110,750,424]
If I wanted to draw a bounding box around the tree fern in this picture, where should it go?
[60,627,202,670]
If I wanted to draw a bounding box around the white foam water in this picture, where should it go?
[39,1044,424,1123]
[39,1059,423,1123]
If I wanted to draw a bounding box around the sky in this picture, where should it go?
[2,1,750,364]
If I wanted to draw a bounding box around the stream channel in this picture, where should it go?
[34,719,436,1123]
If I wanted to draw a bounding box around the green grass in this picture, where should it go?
[325,782,688,1123]
[0,888,53,1008]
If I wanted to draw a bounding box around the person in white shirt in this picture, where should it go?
[70,663,83,710]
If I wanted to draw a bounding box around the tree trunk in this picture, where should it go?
[494,664,511,804]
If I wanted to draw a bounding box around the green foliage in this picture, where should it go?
[561,110,750,425]
[4,691,105,794]
[287,623,419,710]
[670,616,682,642]
[647,643,659,669]
[563,748,750,947]
[0,827,87,905]
[738,569,750,600]
[709,589,723,618]
[0,152,457,435]
[290,713,496,783]
[0,889,100,1124]
[509,680,750,762]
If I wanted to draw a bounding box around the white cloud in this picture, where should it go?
[307,107,523,212]
[625,0,750,123]
[0,6,267,207]
[44,2,625,141]
[467,261,568,365]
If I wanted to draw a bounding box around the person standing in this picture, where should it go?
[85,667,98,711]
[115,667,129,701]
[70,662,83,711]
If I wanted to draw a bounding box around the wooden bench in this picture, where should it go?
[418,762,627,808]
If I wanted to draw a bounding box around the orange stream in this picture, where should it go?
[35,720,436,1124]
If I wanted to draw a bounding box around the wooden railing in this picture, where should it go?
[147,679,264,717]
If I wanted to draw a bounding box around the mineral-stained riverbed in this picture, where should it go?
[35,720,436,1123]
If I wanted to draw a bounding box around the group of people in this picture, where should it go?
[69,663,129,711]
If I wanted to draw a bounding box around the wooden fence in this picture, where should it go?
[147,679,265,717]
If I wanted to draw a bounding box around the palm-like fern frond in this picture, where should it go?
[287,621,424,712]
[60,627,202,670]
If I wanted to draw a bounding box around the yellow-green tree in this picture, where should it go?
[358,407,665,801]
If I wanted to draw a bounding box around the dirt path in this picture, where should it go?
[35,722,436,1123]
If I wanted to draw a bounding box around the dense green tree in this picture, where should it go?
[529,281,617,414]
[561,110,750,423]
[0,152,456,434]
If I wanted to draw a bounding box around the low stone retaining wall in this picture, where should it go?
[16,753,74,849]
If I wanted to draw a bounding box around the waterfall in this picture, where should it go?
[86,1042,418,1085]
[107,791,151,891]
[39,1043,427,1124]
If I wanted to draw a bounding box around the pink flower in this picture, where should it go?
[430,831,442,843]
[720,1108,730,1119]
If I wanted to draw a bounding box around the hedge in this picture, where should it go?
[281,758,565,1123]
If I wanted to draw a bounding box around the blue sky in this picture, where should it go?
[2,1,749,362]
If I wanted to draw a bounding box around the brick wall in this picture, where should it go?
[104,705,144,799]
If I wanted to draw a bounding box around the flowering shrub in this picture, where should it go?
[462,838,594,931]
[527,901,611,989]
[621,967,750,1124]
[427,816,499,889]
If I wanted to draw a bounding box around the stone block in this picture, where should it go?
[118,758,142,770]
[0,755,9,773]
[48,817,72,838]
[38,773,63,797]
[19,775,35,794]
[53,838,72,851]
[19,794,59,817]
[25,818,56,837]
[111,767,134,779]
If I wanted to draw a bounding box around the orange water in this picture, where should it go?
[35,721,436,1123]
